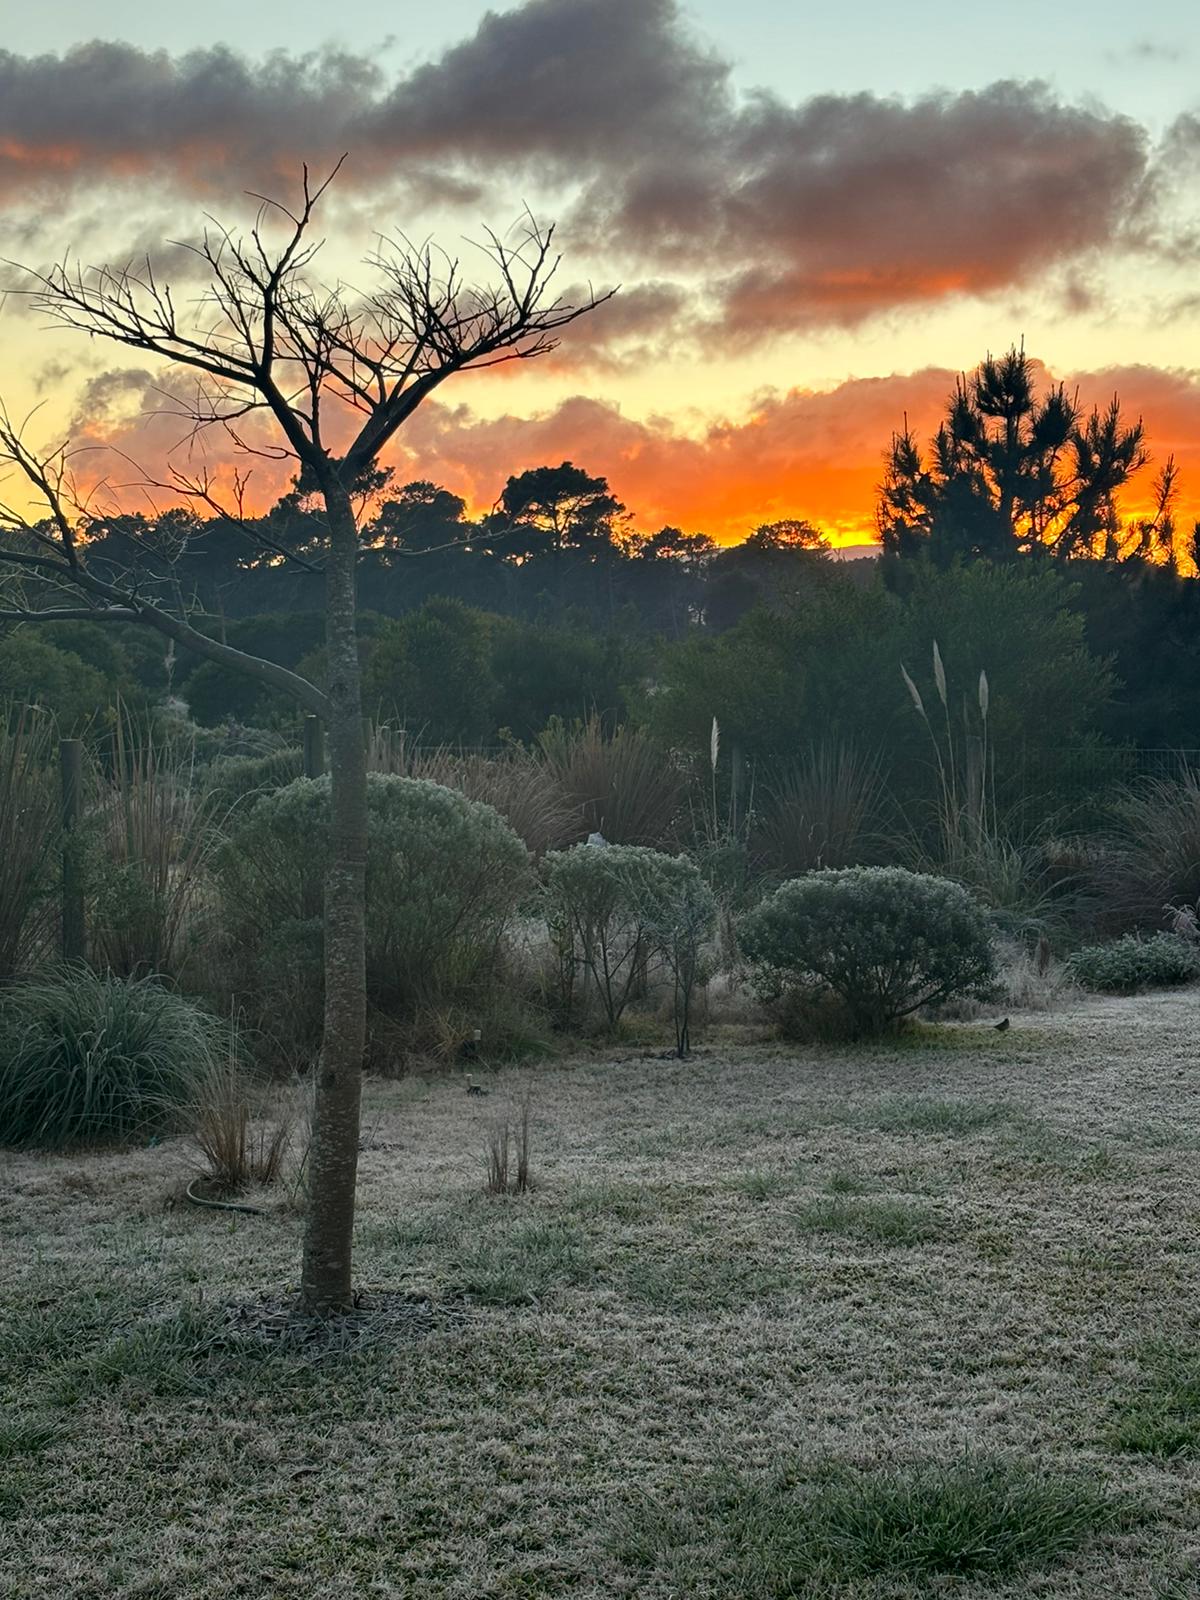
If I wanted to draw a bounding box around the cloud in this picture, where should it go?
[581,80,1151,332]
[0,1,1173,337]
[387,373,956,541]
[0,42,379,201]
[1104,37,1187,66]
[363,0,726,170]
[0,2,714,200]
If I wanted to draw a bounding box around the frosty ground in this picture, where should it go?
[3,992,1199,1598]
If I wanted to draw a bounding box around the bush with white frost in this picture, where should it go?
[217,774,532,1042]
[741,866,995,1035]
[543,843,715,1044]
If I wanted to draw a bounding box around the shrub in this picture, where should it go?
[543,843,713,1034]
[217,774,532,1056]
[1066,932,1200,993]
[647,869,718,1056]
[740,866,995,1034]
[0,969,224,1147]
[205,747,303,809]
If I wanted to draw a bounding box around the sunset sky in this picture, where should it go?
[2,0,1199,544]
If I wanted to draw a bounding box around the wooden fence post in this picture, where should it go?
[302,715,326,779]
[60,737,85,963]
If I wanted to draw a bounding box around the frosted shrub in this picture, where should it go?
[543,843,714,1044]
[741,866,995,1035]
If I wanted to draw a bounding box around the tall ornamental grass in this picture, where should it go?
[0,968,224,1147]
[90,712,225,977]
[0,705,59,977]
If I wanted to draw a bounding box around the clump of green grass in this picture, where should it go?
[558,1180,665,1221]
[1069,1145,1131,1183]
[824,1168,872,1195]
[862,1096,1018,1135]
[728,1169,790,1203]
[616,1457,1124,1589]
[0,968,225,1147]
[790,1195,948,1246]
[362,1208,464,1254]
[447,1218,595,1307]
[52,1304,229,1404]
[621,1253,798,1311]
[0,1287,134,1385]
[0,1416,61,1463]
[1106,1342,1200,1457]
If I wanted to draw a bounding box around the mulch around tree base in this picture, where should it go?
[220,1289,476,1352]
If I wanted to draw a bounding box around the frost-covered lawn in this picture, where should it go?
[4,993,1200,1597]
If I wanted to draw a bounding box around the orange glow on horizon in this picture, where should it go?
[29,360,1200,554]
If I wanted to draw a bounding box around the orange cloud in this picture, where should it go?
[391,374,958,542]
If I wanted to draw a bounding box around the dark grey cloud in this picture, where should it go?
[0,0,1177,337]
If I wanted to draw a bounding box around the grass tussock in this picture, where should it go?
[538,714,684,847]
[755,742,882,876]
[0,969,225,1148]
[788,1194,949,1247]
[187,1044,297,1195]
[91,711,224,979]
[616,1457,1125,1590]
[1104,765,1200,927]
[483,1090,534,1196]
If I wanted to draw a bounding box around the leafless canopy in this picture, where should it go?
[0,163,611,707]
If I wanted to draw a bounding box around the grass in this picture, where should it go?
[617,1458,1125,1591]
[789,1194,949,1246]
[0,1417,62,1463]
[859,1095,1021,1135]
[1106,1342,1200,1457]
[0,968,226,1148]
[3,987,1199,1595]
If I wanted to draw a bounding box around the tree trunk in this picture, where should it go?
[300,489,368,1316]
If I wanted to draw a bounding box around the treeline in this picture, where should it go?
[8,347,1200,768]
[9,556,1200,816]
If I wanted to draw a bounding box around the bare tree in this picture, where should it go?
[0,165,608,1315]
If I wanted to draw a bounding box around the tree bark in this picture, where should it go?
[300,488,368,1315]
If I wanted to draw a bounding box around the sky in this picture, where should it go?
[1,0,1198,544]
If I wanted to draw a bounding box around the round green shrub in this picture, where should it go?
[0,969,224,1147]
[740,866,995,1034]
[217,774,532,1032]
[1066,932,1200,994]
